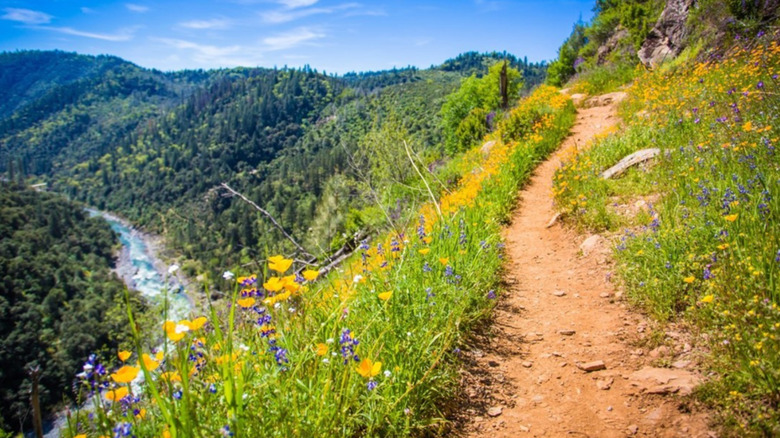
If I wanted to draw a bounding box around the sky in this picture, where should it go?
[0,0,595,74]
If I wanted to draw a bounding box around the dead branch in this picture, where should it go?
[220,183,312,258]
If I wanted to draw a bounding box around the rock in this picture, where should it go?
[601,148,661,179]
[600,292,611,298]
[597,27,630,65]
[570,93,587,107]
[649,346,671,358]
[522,361,533,368]
[577,360,606,372]
[597,377,614,390]
[487,406,503,417]
[480,140,496,155]
[553,290,566,297]
[629,367,701,396]
[546,212,562,228]
[559,329,576,336]
[580,234,604,256]
[518,424,530,432]
[584,91,626,108]
[607,405,613,412]
[488,360,500,367]
[627,424,639,435]
[672,360,690,369]
[638,0,695,68]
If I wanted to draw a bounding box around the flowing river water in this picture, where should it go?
[40,211,193,437]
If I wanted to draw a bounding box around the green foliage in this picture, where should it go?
[0,183,143,432]
[440,62,523,153]
[62,85,575,438]
[455,108,491,152]
[546,22,588,87]
[438,51,547,89]
[554,38,780,435]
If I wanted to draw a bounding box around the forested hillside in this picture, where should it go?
[0,50,546,279]
[0,183,143,431]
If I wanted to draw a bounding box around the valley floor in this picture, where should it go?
[457,94,716,437]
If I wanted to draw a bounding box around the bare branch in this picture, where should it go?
[220,183,312,258]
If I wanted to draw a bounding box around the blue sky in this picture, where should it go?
[0,1,594,73]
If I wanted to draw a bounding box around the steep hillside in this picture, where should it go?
[0,183,145,431]
[549,1,779,434]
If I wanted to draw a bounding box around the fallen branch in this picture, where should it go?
[600,148,660,179]
[220,183,312,258]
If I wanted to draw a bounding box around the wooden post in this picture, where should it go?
[28,365,43,438]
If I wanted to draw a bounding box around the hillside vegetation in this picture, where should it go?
[0,184,144,431]
[550,0,779,434]
[61,82,574,438]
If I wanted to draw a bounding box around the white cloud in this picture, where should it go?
[278,0,319,9]
[261,7,328,24]
[2,8,52,24]
[40,26,138,41]
[179,18,231,30]
[81,7,95,14]
[262,3,359,24]
[262,27,324,51]
[125,3,149,13]
[154,37,263,67]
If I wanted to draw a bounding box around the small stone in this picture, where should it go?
[560,362,567,367]
[577,360,606,372]
[518,425,530,432]
[552,351,564,357]
[559,329,576,336]
[597,377,614,390]
[488,360,500,367]
[600,292,611,298]
[627,424,639,435]
[607,405,613,412]
[672,360,690,369]
[522,361,533,368]
[474,416,484,423]
[649,346,670,358]
[553,290,566,297]
[683,343,692,352]
[487,407,502,417]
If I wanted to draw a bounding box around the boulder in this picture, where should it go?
[638,0,695,68]
[597,27,630,65]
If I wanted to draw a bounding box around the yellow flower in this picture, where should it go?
[237,297,256,308]
[356,358,382,378]
[378,291,392,301]
[118,350,131,362]
[438,257,449,266]
[724,214,738,222]
[104,386,129,402]
[163,320,190,341]
[155,350,164,361]
[142,353,160,371]
[160,371,181,383]
[135,408,147,419]
[75,435,87,438]
[683,276,695,284]
[701,294,714,304]
[190,316,208,330]
[315,343,328,356]
[111,365,139,383]
[742,121,753,132]
[263,276,284,292]
[303,269,319,281]
[418,248,430,255]
[162,431,171,438]
[268,255,293,273]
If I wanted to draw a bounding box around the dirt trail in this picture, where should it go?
[458,93,714,437]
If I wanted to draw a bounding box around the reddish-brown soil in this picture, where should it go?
[454,93,716,437]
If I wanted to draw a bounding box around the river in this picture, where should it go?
[40,211,193,438]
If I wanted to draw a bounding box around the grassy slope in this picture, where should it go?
[63,86,574,437]
[554,37,779,435]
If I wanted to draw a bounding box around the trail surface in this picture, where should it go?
[458,93,715,437]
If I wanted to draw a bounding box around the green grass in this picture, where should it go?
[63,86,575,437]
[554,37,780,435]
